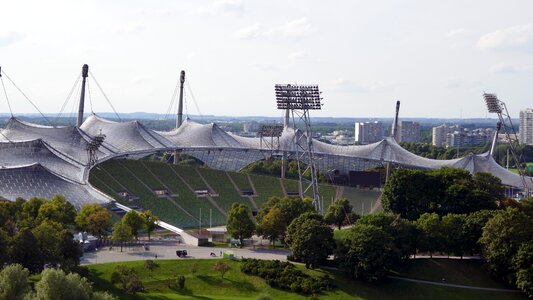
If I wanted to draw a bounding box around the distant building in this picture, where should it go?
[355,121,384,144]
[432,124,448,147]
[398,121,420,143]
[243,121,259,133]
[519,108,533,145]
[445,128,494,148]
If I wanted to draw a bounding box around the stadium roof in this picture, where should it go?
[0,113,531,207]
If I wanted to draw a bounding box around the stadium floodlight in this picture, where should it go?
[275,83,323,213]
[484,93,502,113]
[259,124,284,137]
[275,84,323,110]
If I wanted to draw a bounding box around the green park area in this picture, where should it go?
[85,259,526,300]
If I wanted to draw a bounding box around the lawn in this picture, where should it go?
[86,259,527,300]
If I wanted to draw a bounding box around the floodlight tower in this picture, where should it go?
[258,124,284,155]
[275,84,323,213]
[77,64,89,128]
[483,93,531,192]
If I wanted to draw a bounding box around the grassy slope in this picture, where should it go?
[87,259,526,300]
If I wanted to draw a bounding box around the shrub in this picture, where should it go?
[111,265,144,294]
[241,259,332,295]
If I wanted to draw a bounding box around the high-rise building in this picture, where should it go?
[519,108,533,145]
[398,121,420,143]
[355,121,384,144]
[432,124,448,147]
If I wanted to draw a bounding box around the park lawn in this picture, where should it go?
[392,258,517,289]
[86,259,527,300]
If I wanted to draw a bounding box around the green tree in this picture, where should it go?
[32,220,65,266]
[140,210,159,241]
[122,210,144,240]
[58,231,83,272]
[463,210,495,255]
[415,213,443,258]
[441,214,467,258]
[75,204,112,239]
[35,268,92,300]
[257,196,315,243]
[513,241,533,297]
[0,229,9,265]
[226,203,255,247]
[111,265,144,294]
[212,261,231,278]
[479,208,533,283]
[37,195,76,226]
[256,207,284,245]
[112,222,133,252]
[285,212,335,269]
[19,197,46,228]
[10,228,44,273]
[472,172,504,204]
[338,224,398,282]
[0,264,30,300]
[356,213,416,260]
[324,198,358,230]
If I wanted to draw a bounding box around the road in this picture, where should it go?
[81,240,290,265]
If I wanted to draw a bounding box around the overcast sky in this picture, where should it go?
[0,0,532,119]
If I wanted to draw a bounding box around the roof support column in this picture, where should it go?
[77,64,89,128]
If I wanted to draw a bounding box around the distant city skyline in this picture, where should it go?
[1,0,532,118]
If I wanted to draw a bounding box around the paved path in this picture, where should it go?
[81,240,290,265]
[388,276,522,293]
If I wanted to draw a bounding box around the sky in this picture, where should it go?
[0,0,532,119]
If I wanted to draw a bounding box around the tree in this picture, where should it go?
[513,241,533,297]
[257,196,315,243]
[0,229,9,265]
[415,213,443,258]
[441,214,467,258]
[256,207,284,245]
[212,261,231,278]
[93,291,117,300]
[479,208,533,283]
[19,197,46,228]
[0,264,30,300]
[144,259,159,274]
[324,198,358,230]
[34,268,92,300]
[463,210,495,255]
[140,210,159,241]
[122,210,144,240]
[58,231,83,272]
[338,224,398,282]
[75,204,112,239]
[111,265,144,294]
[32,220,65,266]
[285,212,335,269]
[473,172,504,204]
[226,203,255,247]
[112,222,133,252]
[36,195,76,226]
[356,213,416,260]
[10,228,44,273]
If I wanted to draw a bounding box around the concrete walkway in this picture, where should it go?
[388,276,522,293]
[81,240,290,265]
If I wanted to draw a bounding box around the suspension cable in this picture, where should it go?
[163,80,180,122]
[0,76,14,117]
[56,71,81,121]
[0,69,51,125]
[87,78,94,113]
[185,79,203,119]
[88,70,121,121]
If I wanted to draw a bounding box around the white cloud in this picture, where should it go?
[445,78,484,90]
[233,23,262,40]
[328,78,396,93]
[197,0,244,16]
[0,31,24,48]
[234,18,312,40]
[114,23,146,34]
[266,18,312,39]
[489,63,531,74]
[446,28,467,38]
[250,62,277,71]
[477,23,533,52]
[288,51,307,59]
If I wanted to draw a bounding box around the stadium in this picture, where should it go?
[0,65,531,240]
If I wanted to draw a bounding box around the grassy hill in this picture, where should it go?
[89,159,382,229]
[86,259,526,300]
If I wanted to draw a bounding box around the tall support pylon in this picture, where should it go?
[275,84,323,213]
[174,70,186,165]
[77,64,89,128]
[385,101,400,184]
